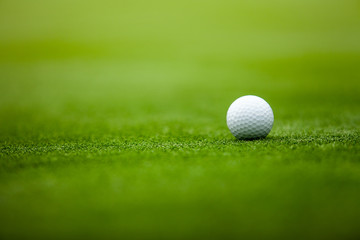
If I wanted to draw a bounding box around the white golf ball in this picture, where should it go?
[226,95,274,140]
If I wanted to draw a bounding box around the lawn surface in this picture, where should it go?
[1,0,360,239]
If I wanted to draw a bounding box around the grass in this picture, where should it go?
[1,0,360,239]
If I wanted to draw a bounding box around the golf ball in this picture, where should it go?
[226,95,274,140]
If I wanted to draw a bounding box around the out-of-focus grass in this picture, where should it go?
[1,0,360,239]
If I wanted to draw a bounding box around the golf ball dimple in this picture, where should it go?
[226,95,274,140]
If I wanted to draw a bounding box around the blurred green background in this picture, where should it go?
[1,0,360,239]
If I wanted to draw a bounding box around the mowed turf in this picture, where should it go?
[1,0,360,239]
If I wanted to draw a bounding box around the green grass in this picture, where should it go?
[1,0,360,239]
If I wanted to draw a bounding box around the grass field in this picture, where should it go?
[1,0,360,239]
